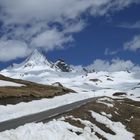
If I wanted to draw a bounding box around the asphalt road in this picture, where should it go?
[0,97,98,132]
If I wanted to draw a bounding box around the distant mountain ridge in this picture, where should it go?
[2,49,133,75]
[7,49,73,72]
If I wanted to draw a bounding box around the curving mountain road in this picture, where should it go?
[0,97,98,132]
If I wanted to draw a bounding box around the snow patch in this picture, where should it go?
[0,120,99,140]
[0,80,24,87]
[91,111,134,140]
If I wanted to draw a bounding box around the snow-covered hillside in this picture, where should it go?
[5,49,58,71]
[1,50,140,96]
[0,50,140,140]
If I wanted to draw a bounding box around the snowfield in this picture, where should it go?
[0,120,99,140]
[0,80,24,87]
[0,114,134,140]
[0,68,140,122]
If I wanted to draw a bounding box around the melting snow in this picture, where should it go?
[0,80,24,87]
[91,111,134,140]
[0,120,99,140]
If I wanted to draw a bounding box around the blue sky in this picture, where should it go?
[0,0,140,69]
[47,4,140,65]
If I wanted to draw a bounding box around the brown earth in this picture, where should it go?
[0,74,75,105]
[55,97,140,140]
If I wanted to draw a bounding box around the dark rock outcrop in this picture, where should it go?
[55,59,72,72]
[113,92,127,96]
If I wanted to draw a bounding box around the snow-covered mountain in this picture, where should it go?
[7,49,57,71]
[21,49,53,68]
[5,49,74,73]
[0,49,76,81]
[2,49,96,75]
[4,49,134,77]
[1,49,140,94]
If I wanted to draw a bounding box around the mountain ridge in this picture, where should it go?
[5,49,73,73]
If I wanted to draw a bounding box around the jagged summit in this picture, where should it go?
[4,49,73,72]
[28,49,46,63]
[7,49,53,70]
[23,49,52,68]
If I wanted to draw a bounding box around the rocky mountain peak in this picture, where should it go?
[54,59,72,72]
[23,49,52,68]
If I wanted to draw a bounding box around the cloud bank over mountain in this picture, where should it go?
[87,59,140,72]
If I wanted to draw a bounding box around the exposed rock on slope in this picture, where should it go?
[113,92,127,96]
[89,79,102,83]
[56,97,140,140]
[54,59,72,72]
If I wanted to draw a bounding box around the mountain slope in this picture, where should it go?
[8,49,55,71]
[4,49,74,74]
[0,74,75,105]
[22,49,52,68]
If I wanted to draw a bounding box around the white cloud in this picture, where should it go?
[104,48,120,55]
[63,20,86,34]
[124,35,140,51]
[31,28,73,51]
[90,0,139,16]
[0,0,138,24]
[87,59,140,72]
[0,40,32,62]
[119,20,140,29]
[0,0,139,61]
